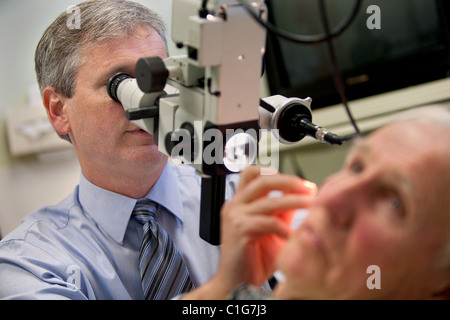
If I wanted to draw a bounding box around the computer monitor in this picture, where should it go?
[264,0,450,109]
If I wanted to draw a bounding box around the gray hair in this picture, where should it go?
[390,103,450,130]
[35,0,167,142]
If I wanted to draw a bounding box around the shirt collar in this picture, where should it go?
[144,162,185,223]
[78,162,184,245]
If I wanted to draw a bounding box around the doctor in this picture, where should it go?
[0,0,236,299]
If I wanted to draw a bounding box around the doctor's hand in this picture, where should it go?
[183,165,316,300]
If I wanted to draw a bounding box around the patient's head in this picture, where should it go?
[275,105,450,299]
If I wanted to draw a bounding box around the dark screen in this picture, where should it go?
[265,0,450,109]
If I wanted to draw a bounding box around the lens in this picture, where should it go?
[223,133,258,173]
[107,72,132,102]
[277,103,312,143]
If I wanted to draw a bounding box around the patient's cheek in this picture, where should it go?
[276,233,324,289]
[347,218,398,267]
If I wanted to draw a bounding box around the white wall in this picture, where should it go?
[0,151,80,236]
[0,0,178,237]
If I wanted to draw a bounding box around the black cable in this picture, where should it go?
[238,0,362,45]
[240,0,361,138]
[318,0,360,135]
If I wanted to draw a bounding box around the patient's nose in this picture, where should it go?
[319,176,370,230]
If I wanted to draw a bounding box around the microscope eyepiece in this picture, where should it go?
[107,72,132,102]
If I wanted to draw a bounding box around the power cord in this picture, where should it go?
[318,0,360,136]
[238,0,362,45]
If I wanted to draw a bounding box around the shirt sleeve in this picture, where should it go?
[0,239,90,300]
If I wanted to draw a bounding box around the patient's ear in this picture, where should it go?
[42,86,70,137]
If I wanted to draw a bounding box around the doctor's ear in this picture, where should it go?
[42,86,71,137]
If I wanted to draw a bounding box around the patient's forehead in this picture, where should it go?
[348,121,450,194]
[362,120,450,206]
[359,121,450,156]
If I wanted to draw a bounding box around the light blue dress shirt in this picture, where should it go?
[0,162,237,299]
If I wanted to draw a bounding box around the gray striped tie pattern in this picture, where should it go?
[133,199,193,299]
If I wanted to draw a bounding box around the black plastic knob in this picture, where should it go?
[135,57,169,93]
[107,72,132,102]
[278,104,312,143]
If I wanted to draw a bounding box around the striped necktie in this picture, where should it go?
[133,199,193,299]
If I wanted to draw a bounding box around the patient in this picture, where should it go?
[184,105,450,300]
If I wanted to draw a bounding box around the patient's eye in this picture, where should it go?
[378,190,405,218]
[348,160,364,174]
[389,196,402,210]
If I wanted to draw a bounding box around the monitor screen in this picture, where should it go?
[264,0,450,109]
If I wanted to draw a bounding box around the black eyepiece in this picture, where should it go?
[136,57,169,93]
[107,72,132,102]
